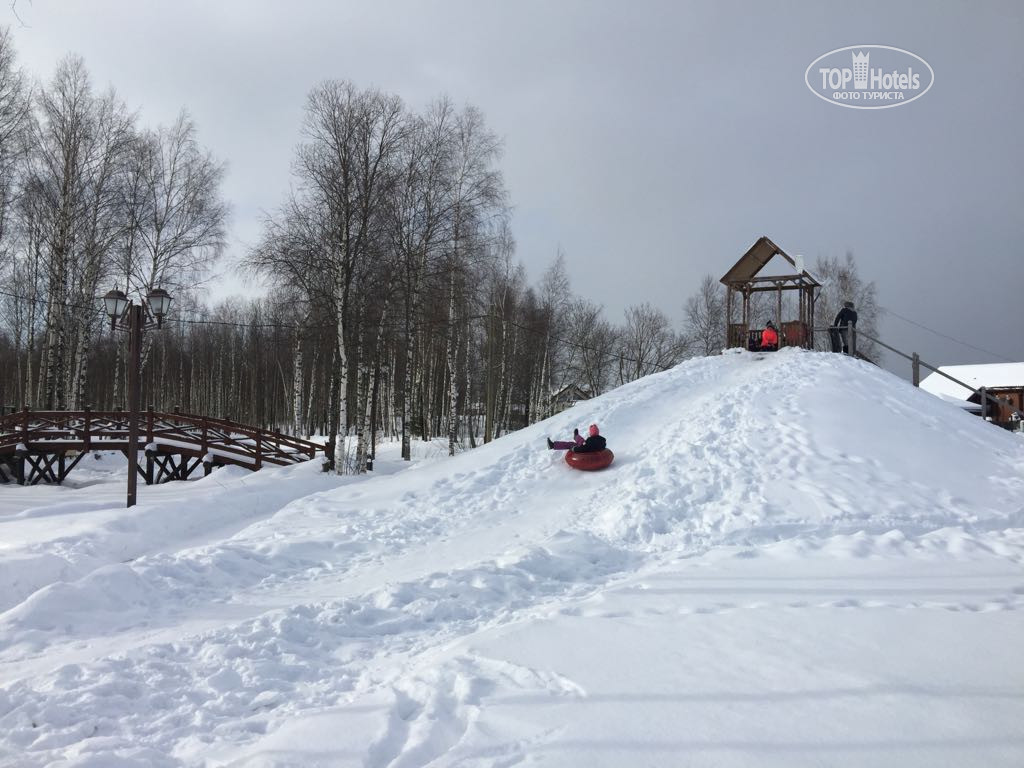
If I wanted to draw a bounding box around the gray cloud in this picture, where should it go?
[5,0,1022,375]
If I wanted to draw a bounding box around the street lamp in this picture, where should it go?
[103,287,173,507]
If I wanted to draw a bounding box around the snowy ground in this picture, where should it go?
[0,348,1022,767]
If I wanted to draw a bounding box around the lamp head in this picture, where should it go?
[103,289,129,328]
[146,287,173,326]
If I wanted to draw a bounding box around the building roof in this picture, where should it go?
[919,362,1024,400]
[551,383,591,401]
[720,236,820,288]
[933,392,983,412]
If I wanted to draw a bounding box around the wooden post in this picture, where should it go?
[797,281,802,323]
[145,406,155,485]
[126,304,143,507]
[980,386,987,419]
[808,287,816,348]
[776,283,782,335]
[912,353,920,386]
[255,431,262,470]
[726,288,733,346]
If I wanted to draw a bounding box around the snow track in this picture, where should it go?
[0,349,1022,767]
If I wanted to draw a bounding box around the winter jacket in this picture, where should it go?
[573,434,607,453]
[834,306,858,328]
[761,327,779,348]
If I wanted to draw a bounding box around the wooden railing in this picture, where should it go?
[816,327,1018,423]
[0,408,327,475]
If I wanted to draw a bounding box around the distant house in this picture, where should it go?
[919,362,1024,422]
[551,384,591,413]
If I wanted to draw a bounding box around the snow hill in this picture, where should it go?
[0,348,1022,767]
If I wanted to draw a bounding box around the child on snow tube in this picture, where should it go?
[546,423,607,453]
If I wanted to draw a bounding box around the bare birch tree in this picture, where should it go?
[126,111,228,297]
[683,274,726,356]
[31,56,96,409]
[67,88,134,408]
[565,298,618,396]
[617,302,685,383]
[0,26,30,248]
[297,81,406,473]
[444,105,505,455]
[390,99,456,459]
[813,252,879,359]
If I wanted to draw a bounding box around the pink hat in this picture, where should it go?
[588,424,599,437]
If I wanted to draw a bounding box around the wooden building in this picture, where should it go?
[920,362,1024,425]
[551,384,591,414]
[720,236,820,350]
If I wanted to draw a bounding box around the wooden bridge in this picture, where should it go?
[0,408,327,486]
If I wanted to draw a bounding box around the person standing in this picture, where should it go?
[760,321,779,351]
[830,301,858,354]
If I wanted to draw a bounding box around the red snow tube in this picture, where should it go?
[565,448,614,471]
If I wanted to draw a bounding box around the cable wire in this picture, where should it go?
[880,305,1016,363]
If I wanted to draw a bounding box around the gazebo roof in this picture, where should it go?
[720,236,821,288]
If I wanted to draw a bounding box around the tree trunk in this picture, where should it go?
[498,322,517,436]
[71,328,91,410]
[291,328,304,436]
[43,284,66,410]
[401,307,416,460]
[446,271,459,456]
[306,343,319,438]
[333,298,350,474]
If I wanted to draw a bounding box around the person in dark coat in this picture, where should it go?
[830,300,858,354]
[547,423,607,452]
[573,423,607,453]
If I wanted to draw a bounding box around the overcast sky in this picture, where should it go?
[4,0,1022,376]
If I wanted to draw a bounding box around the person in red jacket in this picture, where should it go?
[760,320,779,351]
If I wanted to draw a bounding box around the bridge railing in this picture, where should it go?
[0,408,327,469]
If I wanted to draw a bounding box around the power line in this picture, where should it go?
[880,306,1016,363]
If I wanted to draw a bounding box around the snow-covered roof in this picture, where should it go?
[933,392,982,411]
[919,362,1024,400]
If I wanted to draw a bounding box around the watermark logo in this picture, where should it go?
[805,45,934,109]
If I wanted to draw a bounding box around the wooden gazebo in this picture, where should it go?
[721,236,820,350]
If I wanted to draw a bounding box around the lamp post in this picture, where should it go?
[103,287,172,507]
